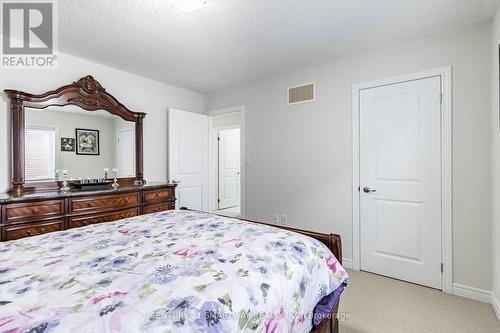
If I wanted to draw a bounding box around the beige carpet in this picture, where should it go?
[339,269,500,333]
[215,206,241,218]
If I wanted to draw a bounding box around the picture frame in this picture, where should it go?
[60,137,75,152]
[75,128,100,155]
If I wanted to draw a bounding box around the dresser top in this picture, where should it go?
[0,182,176,203]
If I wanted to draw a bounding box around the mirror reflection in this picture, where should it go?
[25,106,136,181]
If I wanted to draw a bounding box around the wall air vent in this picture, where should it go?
[288,83,315,105]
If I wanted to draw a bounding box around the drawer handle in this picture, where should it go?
[26,227,46,237]
[31,208,39,214]
[86,202,93,207]
[82,219,97,226]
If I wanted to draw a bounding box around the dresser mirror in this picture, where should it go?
[4,75,146,194]
[25,106,136,181]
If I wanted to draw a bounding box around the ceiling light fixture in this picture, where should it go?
[170,0,208,12]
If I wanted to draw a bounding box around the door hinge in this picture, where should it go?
[217,198,220,203]
[441,263,443,273]
[440,93,443,104]
[217,137,220,141]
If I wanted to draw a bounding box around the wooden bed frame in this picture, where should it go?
[182,208,343,333]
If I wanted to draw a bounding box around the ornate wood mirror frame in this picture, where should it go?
[4,75,146,194]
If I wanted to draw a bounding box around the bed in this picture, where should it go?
[0,210,348,333]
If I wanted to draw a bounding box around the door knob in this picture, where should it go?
[363,186,376,193]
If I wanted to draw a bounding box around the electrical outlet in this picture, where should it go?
[273,214,279,224]
[280,215,287,225]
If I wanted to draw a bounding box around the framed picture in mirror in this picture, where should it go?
[61,138,75,152]
[76,128,100,155]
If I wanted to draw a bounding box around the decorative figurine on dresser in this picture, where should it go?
[0,75,177,241]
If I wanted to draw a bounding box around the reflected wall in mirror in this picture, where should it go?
[25,106,136,182]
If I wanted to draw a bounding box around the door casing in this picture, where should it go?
[208,106,246,217]
[351,66,452,293]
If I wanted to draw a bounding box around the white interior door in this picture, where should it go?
[117,128,135,177]
[168,109,209,211]
[218,128,240,209]
[359,76,442,289]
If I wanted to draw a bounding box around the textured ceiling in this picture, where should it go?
[58,0,498,93]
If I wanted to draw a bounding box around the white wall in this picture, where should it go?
[0,51,204,192]
[207,22,493,291]
[490,6,500,319]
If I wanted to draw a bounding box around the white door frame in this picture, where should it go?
[212,124,241,210]
[351,66,452,293]
[208,106,246,217]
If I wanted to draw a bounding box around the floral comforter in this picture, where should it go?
[0,210,348,333]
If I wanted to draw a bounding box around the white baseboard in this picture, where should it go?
[492,292,500,323]
[452,283,492,303]
[450,283,500,323]
[341,258,353,269]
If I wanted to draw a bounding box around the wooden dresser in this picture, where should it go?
[0,182,176,241]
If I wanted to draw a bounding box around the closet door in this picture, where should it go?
[359,76,442,289]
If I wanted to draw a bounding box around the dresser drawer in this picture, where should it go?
[3,220,64,241]
[68,208,140,229]
[143,202,175,215]
[143,187,174,203]
[3,200,64,224]
[70,192,140,214]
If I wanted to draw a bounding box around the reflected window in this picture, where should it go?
[25,127,56,181]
